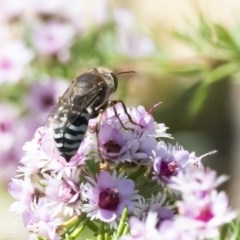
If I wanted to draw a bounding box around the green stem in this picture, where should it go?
[97,222,105,240]
[70,218,88,239]
[63,216,80,228]
[122,224,130,236]
[87,220,99,233]
[65,233,73,240]
[115,208,128,239]
[105,232,111,240]
[66,216,85,235]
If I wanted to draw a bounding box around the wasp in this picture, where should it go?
[47,68,135,162]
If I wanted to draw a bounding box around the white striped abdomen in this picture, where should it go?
[53,111,89,161]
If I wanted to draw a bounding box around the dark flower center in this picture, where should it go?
[196,206,214,222]
[42,95,55,108]
[160,160,178,178]
[0,58,12,69]
[104,140,121,153]
[46,34,54,42]
[98,188,120,210]
[0,122,11,132]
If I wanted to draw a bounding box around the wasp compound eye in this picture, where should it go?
[110,72,118,92]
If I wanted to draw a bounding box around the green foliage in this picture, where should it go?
[219,218,240,240]
[169,13,240,118]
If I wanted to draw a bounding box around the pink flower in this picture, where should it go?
[8,178,34,216]
[97,122,140,162]
[25,199,62,240]
[27,79,66,112]
[62,0,109,32]
[0,103,28,183]
[152,142,191,184]
[32,21,74,62]
[0,0,27,21]
[90,0,108,26]
[169,168,237,239]
[169,168,229,197]
[0,40,33,84]
[158,220,195,240]
[121,212,161,240]
[26,78,68,123]
[30,0,67,16]
[134,193,173,223]
[82,171,139,227]
[0,103,19,154]
[20,126,88,176]
[175,191,237,239]
[113,8,155,58]
[90,103,170,163]
[44,169,83,216]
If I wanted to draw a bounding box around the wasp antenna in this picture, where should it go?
[115,70,136,76]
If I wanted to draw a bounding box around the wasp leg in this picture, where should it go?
[108,100,141,131]
[91,109,106,164]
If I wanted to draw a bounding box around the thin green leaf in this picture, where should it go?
[187,82,209,118]
[215,24,240,55]
[219,224,230,240]
[97,222,105,240]
[69,218,88,239]
[231,219,240,240]
[204,62,238,84]
[114,208,129,239]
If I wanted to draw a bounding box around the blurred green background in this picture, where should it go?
[1,0,240,239]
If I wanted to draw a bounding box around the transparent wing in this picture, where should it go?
[46,78,103,128]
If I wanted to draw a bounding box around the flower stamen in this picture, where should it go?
[98,188,120,210]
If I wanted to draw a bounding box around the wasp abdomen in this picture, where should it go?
[53,110,89,161]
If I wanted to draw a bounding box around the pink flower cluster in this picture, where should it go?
[0,78,67,184]
[0,0,155,82]
[0,40,33,84]
[8,103,236,240]
[123,168,236,240]
[0,103,26,183]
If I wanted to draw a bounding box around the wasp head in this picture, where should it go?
[89,68,118,94]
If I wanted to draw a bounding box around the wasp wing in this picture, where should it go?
[46,77,104,129]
